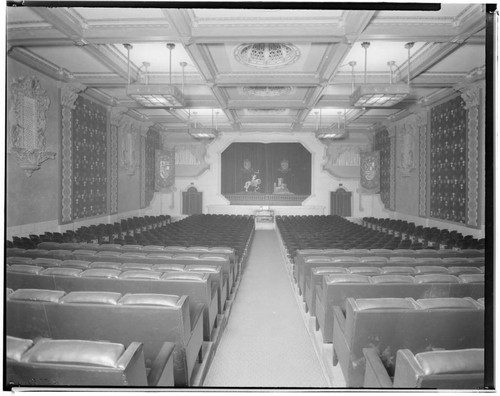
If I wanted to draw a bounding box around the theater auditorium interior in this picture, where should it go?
[4,3,494,391]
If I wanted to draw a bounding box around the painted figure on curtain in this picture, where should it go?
[241,159,261,192]
[273,159,294,194]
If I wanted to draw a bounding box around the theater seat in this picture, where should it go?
[5,336,153,387]
[363,347,484,389]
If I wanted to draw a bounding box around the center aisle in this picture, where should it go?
[204,230,329,388]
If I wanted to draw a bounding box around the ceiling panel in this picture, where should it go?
[7,8,46,23]
[191,9,344,21]
[73,8,167,21]
[114,42,195,73]
[29,46,114,73]
[374,4,470,20]
[427,44,485,73]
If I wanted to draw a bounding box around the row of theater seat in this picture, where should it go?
[5,214,256,388]
[295,254,484,299]
[333,296,484,388]
[8,215,171,248]
[277,215,484,253]
[8,214,254,260]
[362,217,485,250]
[6,289,200,386]
[275,216,486,388]
[6,249,237,304]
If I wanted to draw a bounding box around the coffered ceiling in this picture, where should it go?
[6,4,487,138]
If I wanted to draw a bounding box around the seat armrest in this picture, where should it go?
[393,349,425,388]
[333,305,346,334]
[363,347,393,388]
[147,342,175,386]
[115,341,149,386]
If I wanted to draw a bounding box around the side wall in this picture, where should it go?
[371,82,486,239]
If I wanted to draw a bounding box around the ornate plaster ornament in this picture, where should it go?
[397,119,418,177]
[241,86,294,97]
[118,116,141,176]
[8,76,56,177]
[234,43,300,68]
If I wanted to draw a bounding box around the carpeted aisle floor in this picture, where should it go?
[203,230,329,388]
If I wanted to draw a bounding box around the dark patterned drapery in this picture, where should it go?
[429,95,467,224]
[71,96,108,220]
[374,129,391,208]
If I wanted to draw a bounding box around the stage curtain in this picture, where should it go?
[221,142,311,195]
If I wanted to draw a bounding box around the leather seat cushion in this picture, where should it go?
[459,274,485,284]
[417,297,478,310]
[161,272,205,281]
[414,274,460,284]
[370,275,415,284]
[7,336,34,361]
[356,298,416,311]
[415,349,484,375]
[325,274,370,284]
[119,270,162,280]
[61,291,122,305]
[8,265,43,274]
[312,267,348,275]
[119,293,180,307]
[21,339,125,368]
[41,267,82,277]
[81,268,121,278]
[9,289,65,302]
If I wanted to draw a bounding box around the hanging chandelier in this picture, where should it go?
[188,109,220,140]
[314,109,348,140]
[126,43,185,108]
[349,42,414,108]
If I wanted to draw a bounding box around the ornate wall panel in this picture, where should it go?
[155,149,176,191]
[459,83,483,228]
[389,136,396,210]
[71,96,108,220]
[418,111,429,217]
[109,106,127,214]
[109,120,119,214]
[359,151,380,192]
[429,96,467,224]
[140,135,147,208]
[8,76,55,177]
[144,128,160,206]
[374,129,391,209]
[60,84,85,224]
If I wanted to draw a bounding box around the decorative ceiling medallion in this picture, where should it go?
[245,109,288,115]
[234,43,300,68]
[241,86,294,97]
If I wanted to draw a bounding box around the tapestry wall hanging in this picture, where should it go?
[429,96,467,224]
[72,96,108,220]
